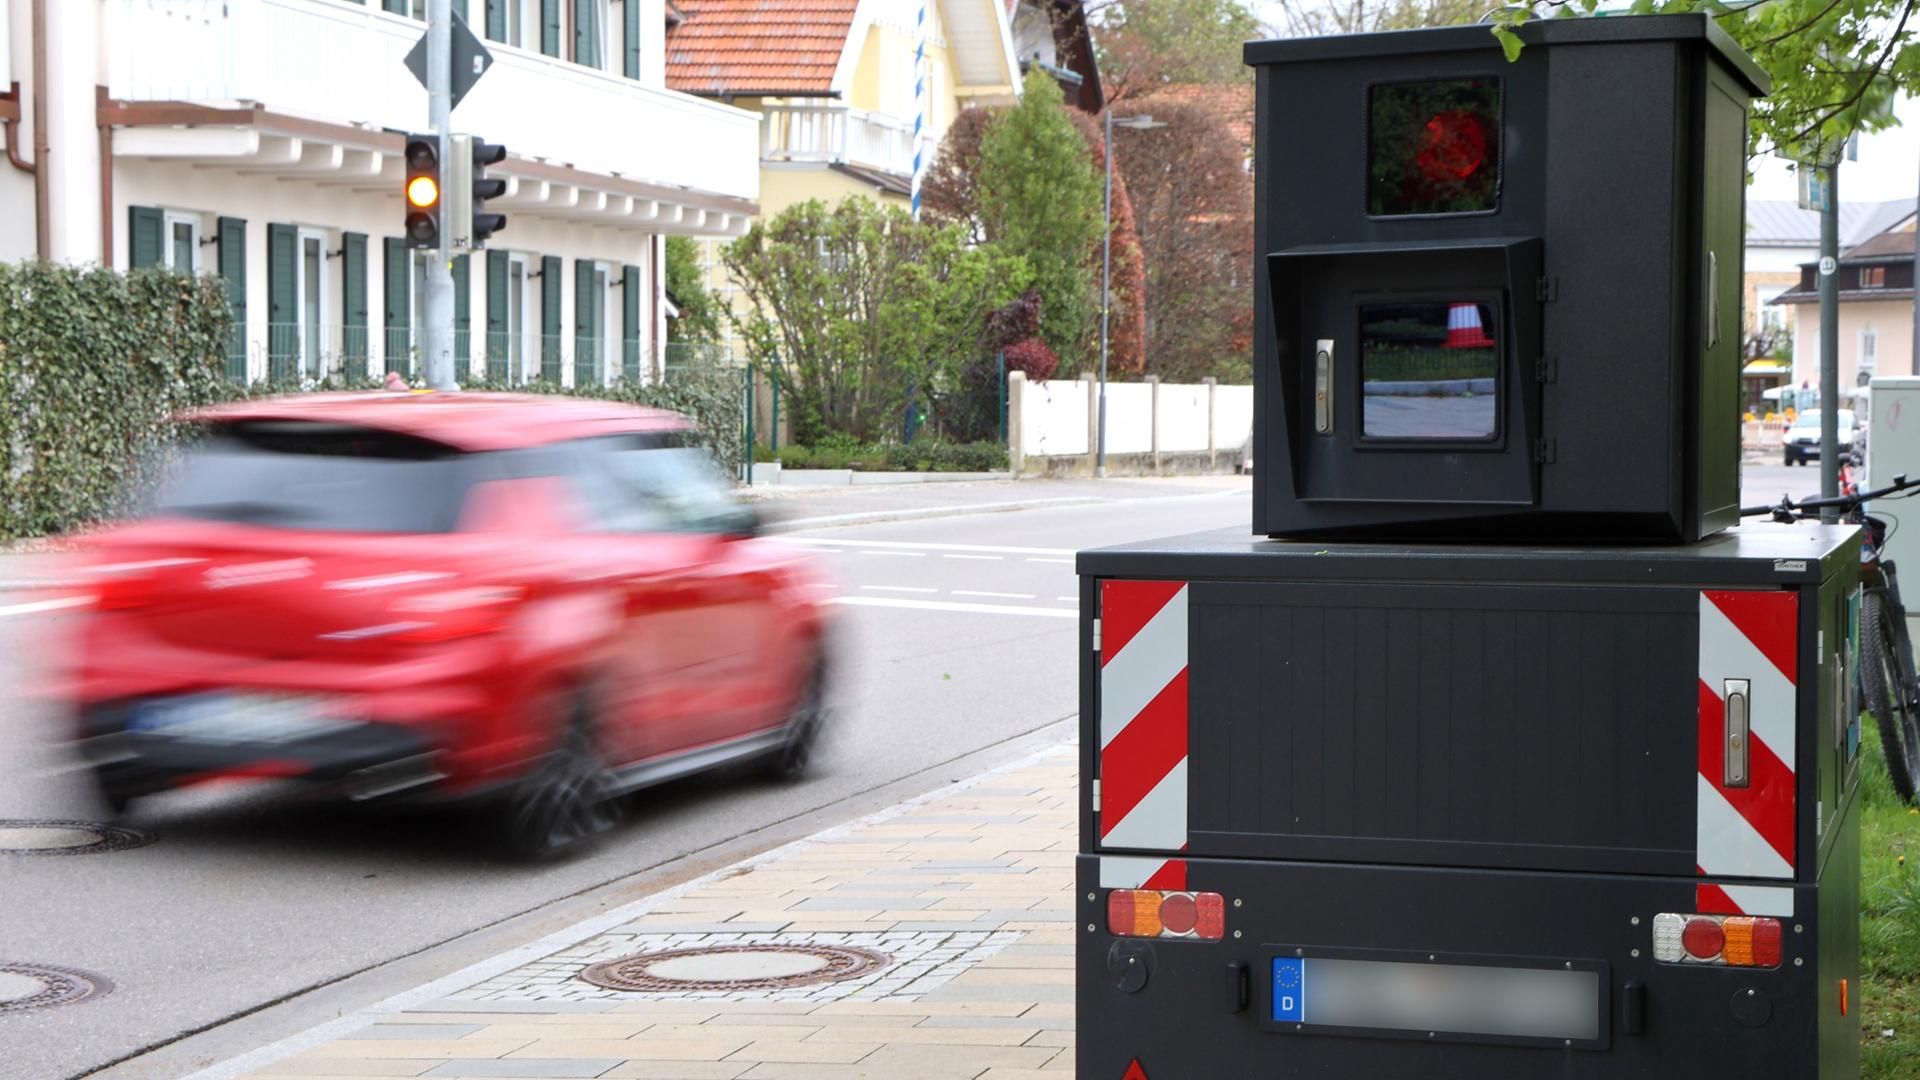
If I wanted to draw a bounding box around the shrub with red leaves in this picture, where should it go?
[1004,337,1060,382]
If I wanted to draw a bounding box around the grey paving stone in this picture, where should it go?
[343,1023,486,1040]
[956,788,1038,797]
[424,1060,620,1078]
[920,982,1075,1004]
[416,998,619,1013]
[791,895,935,911]
[609,921,791,934]
[916,1014,1076,1031]
[896,815,1036,825]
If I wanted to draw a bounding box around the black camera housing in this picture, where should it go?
[1247,15,1769,540]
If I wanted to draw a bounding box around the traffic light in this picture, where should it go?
[403,134,440,249]
[448,135,509,252]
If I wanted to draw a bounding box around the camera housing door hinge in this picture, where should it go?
[1536,276,1559,302]
[1532,437,1557,464]
[1536,355,1557,383]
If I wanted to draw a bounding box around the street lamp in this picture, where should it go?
[1099,112,1166,478]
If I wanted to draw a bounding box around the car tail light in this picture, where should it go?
[1107,890,1225,941]
[1651,912,1783,968]
[390,586,523,642]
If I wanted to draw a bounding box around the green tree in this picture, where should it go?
[974,68,1105,373]
[1095,0,1265,101]
[664,235,722,343]
[724,197,1029,444]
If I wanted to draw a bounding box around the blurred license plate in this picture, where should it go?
[1271,954,1602,1045]
[128,693,345,744]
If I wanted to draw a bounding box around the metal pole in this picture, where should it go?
[997,349,1007,445]
[745,362,757,482]
[422,0,457,391]
[770,365,780,454]
[1819,161,1839,522]
[1097,109,1112,479]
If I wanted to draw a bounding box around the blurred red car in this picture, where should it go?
[61,393,834,858]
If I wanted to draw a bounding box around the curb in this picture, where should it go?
[182,732,1079,1080]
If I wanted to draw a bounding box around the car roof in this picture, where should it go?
[190,392,694,452]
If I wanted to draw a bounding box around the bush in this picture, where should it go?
[0,264,234,540]
[460,370,746,474]
[769,440,1007,473]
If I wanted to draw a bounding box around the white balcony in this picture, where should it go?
[104,0,759,204]
[760,100,915,178]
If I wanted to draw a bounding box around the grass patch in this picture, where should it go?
[1860,722,1920,1078]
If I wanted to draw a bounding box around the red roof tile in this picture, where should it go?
[666,0,859,97]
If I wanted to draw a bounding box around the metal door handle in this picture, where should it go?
[1314,338,1334,434]
[1724,678,1750,787]
[1707,251,1721,349]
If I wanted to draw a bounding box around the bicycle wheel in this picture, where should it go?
[1860,590,1920,804]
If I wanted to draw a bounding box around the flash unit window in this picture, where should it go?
[1368,78,1501,217]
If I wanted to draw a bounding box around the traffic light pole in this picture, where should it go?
[421,0,457,391]
[1819,162,1839,522]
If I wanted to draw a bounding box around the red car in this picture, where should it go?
[60,393,834,858]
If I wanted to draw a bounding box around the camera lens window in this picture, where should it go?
[1359,301,1499,440]
[1369,78,1501,216]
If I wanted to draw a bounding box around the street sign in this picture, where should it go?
[404,11,493,111]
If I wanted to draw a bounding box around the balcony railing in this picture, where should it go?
[761,101,915,177]
[245,325,660,387]
[107,0,759,200]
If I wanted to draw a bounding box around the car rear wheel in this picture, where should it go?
[501,692,623,861]
[765,653,830,781]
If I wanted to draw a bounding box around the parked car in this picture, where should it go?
[60,393,836,858]
[1783,408,1860,466]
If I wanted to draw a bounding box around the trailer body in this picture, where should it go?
[1076,524,1862,1078]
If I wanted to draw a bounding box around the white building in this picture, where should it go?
[0,0,760,385]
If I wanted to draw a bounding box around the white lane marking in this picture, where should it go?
[0,596,90,618]
[864,585,939,594]
[1056,596,1078,603]
[1028,558,1074,565]
[796,538,1074,556]
[943,554,1003,561]
[953,590,1036,599]
[827,596,1076,619]
[860,550,927,558]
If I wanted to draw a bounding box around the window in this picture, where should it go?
[163,212,202,274]
[1860,325,1878,376]
[1368,78,1502,217]
[296,229,329,378]
[568,435,751,534]
[1359,300,1500,440]
[1861,265,1887,288]
[577,0,607,69]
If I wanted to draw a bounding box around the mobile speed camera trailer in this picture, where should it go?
[1076,16,1868,1079]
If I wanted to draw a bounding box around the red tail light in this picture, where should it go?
[1107,890,1225,941]
[1652,912,1784,968]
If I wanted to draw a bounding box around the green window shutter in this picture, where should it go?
[486,0,505,40]
[385,238,412,378]
[622,264,640,383]
[623,0,640,79]
[541,254,563,381]
[453,254,471,367]
[341,232,369,382]
[574,258,595,386]
[383,0,407,14]
[540,0,560,57]
[266,224,298,381]
[574,0,595,66]
[486,249,509,382]
[128,206,163,270]
[216,217,247,381]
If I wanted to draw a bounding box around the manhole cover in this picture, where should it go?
[0,964,111,1012]
[0,820,153,856]
[580,943,890,992]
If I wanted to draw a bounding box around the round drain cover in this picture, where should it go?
[0,820,153,856]
[0,964,111,1012]
[581,943,889,992]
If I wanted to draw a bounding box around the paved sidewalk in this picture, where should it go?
[213,745,1080,1080]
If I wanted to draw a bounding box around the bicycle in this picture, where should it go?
[1744,469,1920,804]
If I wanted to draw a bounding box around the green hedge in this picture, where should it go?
[769,440,1008,473]
[460,371,746,472]
[0,264,233,540]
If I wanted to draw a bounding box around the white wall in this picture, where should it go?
[1213,384,1254,452]
[1158,382,1209,452]
[1019,376,1089,457]
[1102,382,1154,454]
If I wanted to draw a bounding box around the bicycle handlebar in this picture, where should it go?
[1740,472,1920,520]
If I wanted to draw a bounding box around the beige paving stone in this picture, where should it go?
[850,1043,1057,1072]
[394,1013,669,1026]
[723,1039,881,1064]
[462,1023,654,1041]
[734,1062,982,1080]
[1022,1030,1073,1048]
[303,1040,533,1060]
[804,1026,1038,1047]
[637,1024,822,1043]
[255,1060,437,1077]
[507,1037,749,1061]
[810,1001,1029,1018]
[1021,1004,1073,1020]
[600,1062,754,1079]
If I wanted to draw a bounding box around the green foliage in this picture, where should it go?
[664,235,723,344]
[1860,724,1920,1076]
[460,369,747,472]
[0,263,234,540]
[1096,0,1263,93]
[974,69,1103,373]
[724,196,1029,445]
[1491,2,1909,164]
[773,440,1008,472]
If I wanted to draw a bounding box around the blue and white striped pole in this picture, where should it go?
[911,3,927,219]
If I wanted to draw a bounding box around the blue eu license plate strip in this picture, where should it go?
[1271,957,1306,1023]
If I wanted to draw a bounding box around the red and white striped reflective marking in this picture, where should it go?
[1098,580,1189,882]
[1697,590,1798,881]
[1099,855,1188,891]
[1696,882,1795,919]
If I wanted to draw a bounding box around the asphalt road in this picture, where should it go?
[0,477,1251,1080]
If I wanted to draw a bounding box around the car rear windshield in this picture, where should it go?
[151,422,481,533]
